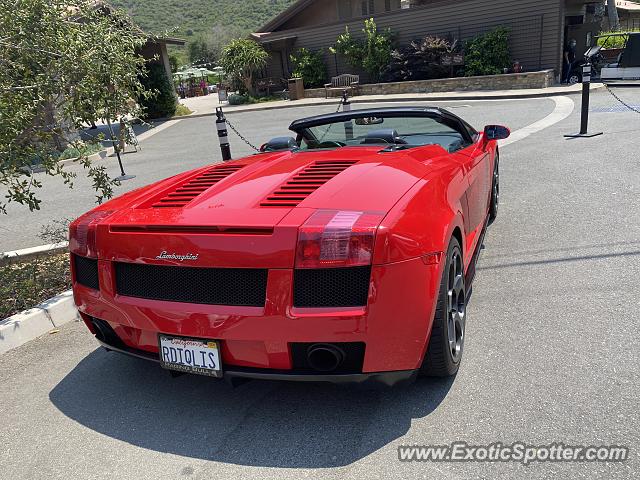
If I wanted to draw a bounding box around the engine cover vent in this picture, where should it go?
[260,160,357,207]
[152,164,244,208]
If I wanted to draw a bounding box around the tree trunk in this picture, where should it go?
[607,0,620,31]
[244,72,254,96]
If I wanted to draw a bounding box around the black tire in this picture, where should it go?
[420,236,466,377]
[568,73,581,85]
[488,151,499,225]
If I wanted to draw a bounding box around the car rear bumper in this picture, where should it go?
[73,256,443,376]
[95,336,418,386]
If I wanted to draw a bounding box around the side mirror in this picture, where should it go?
[483,125,511,141]
[260,136,298,152]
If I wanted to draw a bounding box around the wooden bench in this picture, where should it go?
[324,74,360,98]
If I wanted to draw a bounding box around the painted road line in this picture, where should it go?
[499,96,575,148]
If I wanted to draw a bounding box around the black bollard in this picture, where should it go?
[564,63,603,138]
[342,90,353,141]
[106,118,135,181]
[216,107,232,161]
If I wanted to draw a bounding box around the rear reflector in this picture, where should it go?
[295,210,384,268]
[69,210,115,258]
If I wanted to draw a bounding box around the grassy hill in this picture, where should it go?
[110,0,296,39]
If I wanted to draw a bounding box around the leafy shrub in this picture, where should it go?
[228,93,250,105]
[173,104,192,117]
[290,48,327,88]
[138,62,178,119]
[383,35,452,82]
[464,27,511,77]
[58,141,104,161]
[331,18,394,82]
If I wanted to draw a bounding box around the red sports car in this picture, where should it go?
[69,107,509,386]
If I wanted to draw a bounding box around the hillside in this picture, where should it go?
[110,0,296,38]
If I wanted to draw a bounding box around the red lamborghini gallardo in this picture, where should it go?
[69,107,509,386]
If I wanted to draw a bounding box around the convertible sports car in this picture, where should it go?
[69,107,509,386]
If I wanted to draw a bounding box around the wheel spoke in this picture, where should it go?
[448,314,456,353]
[453,273,464,295]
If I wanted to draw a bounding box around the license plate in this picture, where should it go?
[158,335,222,377]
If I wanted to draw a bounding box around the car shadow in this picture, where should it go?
[49,348,454,468]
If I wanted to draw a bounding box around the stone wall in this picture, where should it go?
[304,70,556,98]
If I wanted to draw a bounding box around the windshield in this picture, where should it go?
[299,115,471,153]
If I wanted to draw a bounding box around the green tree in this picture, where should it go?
[168,54,179,73]
[0,0,150,212]
[290,48,327,88]
[138,63,178,119]
[464,27,511,77]
[219,39,268,95]
[187,36,214,65]
[331,18,394,82]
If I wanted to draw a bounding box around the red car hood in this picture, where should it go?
[96,145,447,268]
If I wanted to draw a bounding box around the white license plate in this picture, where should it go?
[158,335,222,377]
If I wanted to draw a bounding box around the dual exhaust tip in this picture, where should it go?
[306,343,346,372]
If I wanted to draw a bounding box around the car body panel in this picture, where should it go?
[70,107,501,383]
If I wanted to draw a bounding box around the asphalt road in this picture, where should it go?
[1,89,640,479]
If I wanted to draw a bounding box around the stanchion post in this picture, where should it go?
[216,107,232,161]
[106,117,135,181]
[564,62,603,138]
[342,90,353,141]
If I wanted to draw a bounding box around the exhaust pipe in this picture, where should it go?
[307,344,345,372]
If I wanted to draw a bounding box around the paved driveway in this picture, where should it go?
[1,90,639,479]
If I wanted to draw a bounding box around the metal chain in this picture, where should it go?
[604,83,640,114]
[222,96,345,151]
[318,97,346,142]
[224,118,260,151]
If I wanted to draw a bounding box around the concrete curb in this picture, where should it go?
[0,242,69,265]
[176,84,605,120]
[0,290,80,355]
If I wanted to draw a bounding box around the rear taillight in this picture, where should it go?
[295,210,384,268]
[69,210,114,258]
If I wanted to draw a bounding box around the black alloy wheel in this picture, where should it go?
[421,236,466,376]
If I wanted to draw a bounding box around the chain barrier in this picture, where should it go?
[221,93,346,152]
[224,117,260,151]
[603,83,640,114]
[318,95,347,142]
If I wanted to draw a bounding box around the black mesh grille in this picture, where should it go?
[73,255,99,290]
[114,262,268,307]
[293,266,371,308]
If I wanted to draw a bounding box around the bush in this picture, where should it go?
[138,62,178,119]
[332,18,394,82]
[382,35,452,82]
[228,94,250,105]
[290,48,327,88]
[464,27,511,77]
[173,104,192,117]
[58,141,104,161]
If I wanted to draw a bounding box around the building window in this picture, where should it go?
[361,0,375,16]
